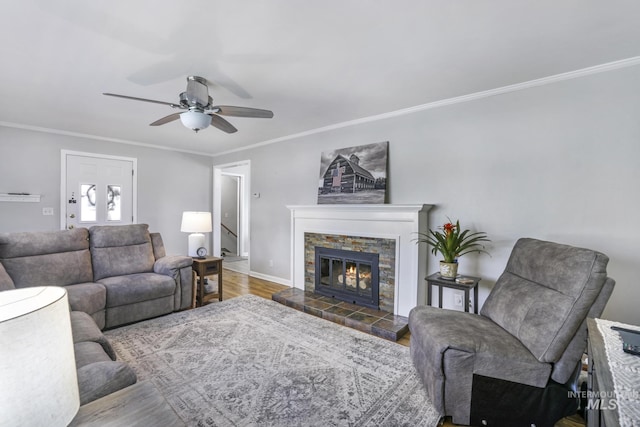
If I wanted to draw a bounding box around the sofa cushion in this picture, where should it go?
[67,283,106,318]
[0,228,94,288]
[90,224,155,281]
[98,273,176,307]
[480,238,609,363]
[70,311,116,360]
[0,228,90,258]
[105,296,175,329]
[77,361,137,405]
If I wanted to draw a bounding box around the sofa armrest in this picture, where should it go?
[153,255,193,276]
[154,256,194,311]
[70,311,116,360]
[77,361,137,405]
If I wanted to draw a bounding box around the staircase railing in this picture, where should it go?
[221,223,237,238]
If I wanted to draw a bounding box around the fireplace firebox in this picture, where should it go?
[314,247,379,309]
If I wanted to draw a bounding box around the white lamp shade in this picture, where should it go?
[180,211,213,233]
[0,286,80,427]
[180,111,211,131]
[181,211,212,256]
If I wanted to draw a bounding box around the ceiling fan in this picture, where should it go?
[103,76,273,133]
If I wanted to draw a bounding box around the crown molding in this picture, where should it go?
[212,55,640,157]
[0,121,214,157]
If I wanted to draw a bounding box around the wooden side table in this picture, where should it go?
[425,272,480,313]
[191,256,223,307]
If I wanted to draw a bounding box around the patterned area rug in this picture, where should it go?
[105,295,441,426]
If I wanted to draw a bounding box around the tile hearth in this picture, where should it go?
[272,288,408,341]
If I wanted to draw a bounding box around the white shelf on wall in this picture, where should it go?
[0,193,41,202]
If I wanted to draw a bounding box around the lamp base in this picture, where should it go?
[187,233,205,257]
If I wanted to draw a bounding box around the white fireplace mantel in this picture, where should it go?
[287,204,433,316]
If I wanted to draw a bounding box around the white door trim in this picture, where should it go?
[213,160,250,258]
[60,150,138,230]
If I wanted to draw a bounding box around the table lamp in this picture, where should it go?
[0,286,80,427]
[181,211,213,257]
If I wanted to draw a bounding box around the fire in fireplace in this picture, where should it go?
[314,247,379,309]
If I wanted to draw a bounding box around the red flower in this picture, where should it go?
[443,222,456,236]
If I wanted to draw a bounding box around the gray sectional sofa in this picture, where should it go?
[0,224,194,404]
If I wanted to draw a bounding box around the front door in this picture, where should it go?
[62,152,136,230]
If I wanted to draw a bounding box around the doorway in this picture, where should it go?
[220,174,240,257]
[61,151,137,230]
[213,160,250,266]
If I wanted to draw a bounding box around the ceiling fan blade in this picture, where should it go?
[209,114,238,134]
[214,105,274,118]
[150,112,181,126]
[103,93,182,108]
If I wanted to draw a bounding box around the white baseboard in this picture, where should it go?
[248,271,292,287]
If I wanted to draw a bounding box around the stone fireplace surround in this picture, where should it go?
[305,233,394,312]
[288,204,432,317]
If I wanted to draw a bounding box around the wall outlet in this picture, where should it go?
[42,207,54,216]
[453,293,463,307]
[268,259,274,267]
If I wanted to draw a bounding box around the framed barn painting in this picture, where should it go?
[317,141,388,204]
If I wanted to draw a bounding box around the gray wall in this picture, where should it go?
[213,65,640,325]
[2,64,638,324]
[0,127,212,255]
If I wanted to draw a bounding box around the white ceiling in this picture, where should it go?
[1,1,640,156]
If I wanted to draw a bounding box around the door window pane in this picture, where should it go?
[107,185,121,221]
[80,184,96,222]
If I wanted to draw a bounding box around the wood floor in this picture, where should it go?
[220,268,585,427]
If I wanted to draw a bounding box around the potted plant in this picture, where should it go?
[416,219,490,279]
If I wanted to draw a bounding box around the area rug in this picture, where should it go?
[105,295,441,426]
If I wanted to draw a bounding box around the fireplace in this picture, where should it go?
[305,232,395,313]
[315,247,379,309]
[288,204,432,316]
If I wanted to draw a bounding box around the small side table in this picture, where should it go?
[191,256,223,307]
[425,273,480,314]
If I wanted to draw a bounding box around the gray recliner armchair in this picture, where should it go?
[409,238,615,426]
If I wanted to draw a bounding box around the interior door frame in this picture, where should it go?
[60,150,138,230]
[213,160,250,258]
[220,173,242,255]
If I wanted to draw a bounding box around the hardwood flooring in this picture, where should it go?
[219,267,585,427]
[220,268,290,301]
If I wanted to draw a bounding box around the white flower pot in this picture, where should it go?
[439,261,458,279]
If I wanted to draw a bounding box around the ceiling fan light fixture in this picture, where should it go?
[180,110,210,132]
[104,76,273,134]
